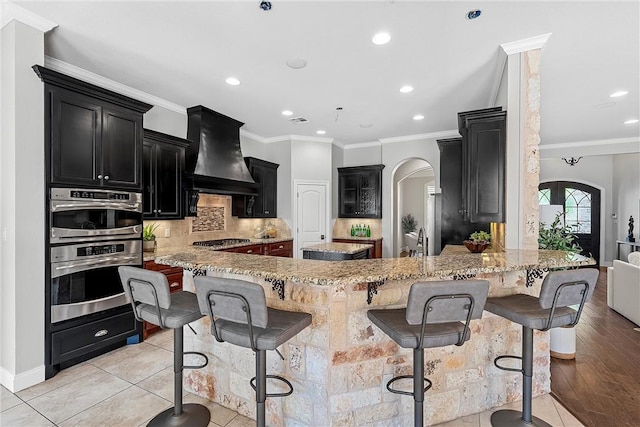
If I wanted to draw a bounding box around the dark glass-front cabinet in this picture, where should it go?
[338,165,384,218]
[143,129,189,219]
[34,65,152,190]
[233,157,279,218]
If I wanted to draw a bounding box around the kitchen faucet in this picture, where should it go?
[417,227,427,257]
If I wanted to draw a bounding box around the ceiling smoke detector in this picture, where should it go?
[288,117,310,124]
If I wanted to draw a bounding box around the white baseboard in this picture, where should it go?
[0,365,45,393]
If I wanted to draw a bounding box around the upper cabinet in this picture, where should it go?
[457,107,506,223]
[143,129,190,219]
[34,66,152,190]
[232,157,279,218]
[338,165,384,218]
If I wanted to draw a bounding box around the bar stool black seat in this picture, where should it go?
[194,276,312,427]
[485,268,598,427]
[367,279,490,427]
[119,266,210,427]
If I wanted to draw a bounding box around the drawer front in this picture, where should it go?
[143,260,183,275]
[51,310,138,364]
[235,244,264,255]
[267,240,293,257]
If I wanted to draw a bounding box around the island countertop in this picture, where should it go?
[155,246,595,286]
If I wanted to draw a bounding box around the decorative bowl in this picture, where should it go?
[463,240,490,253]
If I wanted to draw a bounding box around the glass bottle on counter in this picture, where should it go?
[366,225,371,237]
[351,225,355,236]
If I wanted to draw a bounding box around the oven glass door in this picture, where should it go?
[51,204,142,243]
[50,241,142,323]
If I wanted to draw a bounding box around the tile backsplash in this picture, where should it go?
[332,218,382,239]
[146,194,291,250]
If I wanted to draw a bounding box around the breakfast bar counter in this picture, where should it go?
[155,247,594,426]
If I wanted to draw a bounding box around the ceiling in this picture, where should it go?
[14,1,640,147]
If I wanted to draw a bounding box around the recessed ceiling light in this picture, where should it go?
[372,32,391,45]
[624,119,639,124]
[225,77,240,86]
[282,110,293,116]
[360,123,373,129]
[316,130,326,135]
[610,90,629,98]
[413,114,424,121]
[466,9,482,20]
[593,102,616,109]
[286,58,307,69]
[399,85,414,93]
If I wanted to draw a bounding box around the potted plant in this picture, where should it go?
[538,212,582,254]
[401,214,418,234]
[464,230,491,253]
[143,223,159,252]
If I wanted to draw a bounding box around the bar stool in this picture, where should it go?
[367,279,490,427]
[119,266,210,427]
[485,268,598,427]
[194,276,312,427]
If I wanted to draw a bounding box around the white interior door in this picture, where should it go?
[295,182,327,258]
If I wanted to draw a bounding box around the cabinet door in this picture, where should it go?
[50,87,102,186]
[358,171,381,218]
[102,106,143,189]
[250,164,267,216]
[155,143,182,217]
[142,142,154,217]
[261,165,277,217]
[339,173,359,217]
[467,114,506,223]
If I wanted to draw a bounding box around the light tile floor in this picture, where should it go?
[1,329,583,427]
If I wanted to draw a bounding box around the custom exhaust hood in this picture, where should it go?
[184,105,258,197]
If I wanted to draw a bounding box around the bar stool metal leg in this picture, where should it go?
[490,326,552,427]
[147,326,211,427]
[256,350,267,427]
[413,348,424,427]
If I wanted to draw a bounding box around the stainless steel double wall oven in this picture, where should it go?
[47,188,143,376]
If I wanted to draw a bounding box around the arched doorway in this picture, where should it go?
[539,181,601,264]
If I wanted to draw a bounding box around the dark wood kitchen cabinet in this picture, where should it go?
[458,108,506,223]
[233,157,279,218]
[143,129,189,219]
[34,66,152,189]
[338,165,384,218]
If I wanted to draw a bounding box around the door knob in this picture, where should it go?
[320,235,325,240]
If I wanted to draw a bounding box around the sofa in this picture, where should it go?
[607,251,640,326]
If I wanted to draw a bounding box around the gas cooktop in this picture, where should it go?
[193,238,251,247]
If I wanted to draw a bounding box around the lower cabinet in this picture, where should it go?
[142,260,183,339]
[332,238,383,258]
[221,240,293,257]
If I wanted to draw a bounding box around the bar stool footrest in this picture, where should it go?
[490,409,553,427]
[184,351,208,370]
[386,374,432,397]
[250,375,294,398]
[494,355,523,373]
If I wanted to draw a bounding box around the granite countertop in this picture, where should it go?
[333,236,383,241]
[301,242,373,254]
[155,245,596,286]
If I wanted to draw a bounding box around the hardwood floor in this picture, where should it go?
[550,270,640,427]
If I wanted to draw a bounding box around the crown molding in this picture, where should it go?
[538,136,639,150]
[343,141,381,150]
[500,33,552,55]
[2,2,57,32]
[44,56,186,114]
[379,129,460,144]
[239,129,268,143]
[289,134,334,144]
[488,48,508,107]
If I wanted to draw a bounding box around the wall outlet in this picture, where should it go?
[164,228,171,238]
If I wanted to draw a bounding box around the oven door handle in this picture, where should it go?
[51,255,141,278]
[51,201,142,212]
[51,225,141,240]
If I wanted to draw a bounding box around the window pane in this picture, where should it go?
[565,188,591,234]
[538,189,551,205]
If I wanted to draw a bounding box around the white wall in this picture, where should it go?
[540,156,614,264]
[264,140,292,230]
[1,20,46,391]
[331,144,344,219]
[144,106,186,137]
[612,153,640,258]
[343,145,382,166]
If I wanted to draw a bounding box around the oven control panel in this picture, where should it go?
[77,244,125,257]
[69,190,130,200]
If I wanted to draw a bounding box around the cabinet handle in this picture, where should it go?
[94,329,108,337]
[246,249,253,253]
[104,175,110,180]
[278,245,284,249]
[97,174,103,179]
[157,210,161,213]
[170,282,179,288]
[265,211,269,214]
